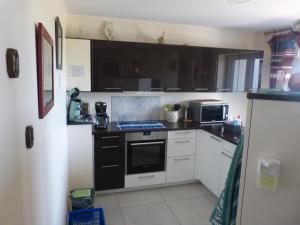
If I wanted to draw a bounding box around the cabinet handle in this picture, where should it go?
[101,136,119,139]
[210,135,222,142]
[101,164,119,168]
[175,140,191,144]
[100,145,119,149]
[138,175,154,179]
[105,88,122,91]
[149,88,163,91]
[166,88,181,91]
[217,88,231,91]
[175,131,191,135]
[221,151,233,159]
[194,88,209,91]
[174,157,190,161]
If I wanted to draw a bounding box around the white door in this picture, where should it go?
[202,133,222,196]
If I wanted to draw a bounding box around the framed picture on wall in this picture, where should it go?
[55,17,63,70]
[36,23,54,119]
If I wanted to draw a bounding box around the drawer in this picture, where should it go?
[125,172,166,188]
[167,138,196,157]
[168,130,196,140]
[166,156,195,183]
[94,163,125,191]
[94,145,124,163]
[223,140,236,155]
[94,133,124,146]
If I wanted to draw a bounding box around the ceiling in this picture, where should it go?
[65,0,300,31]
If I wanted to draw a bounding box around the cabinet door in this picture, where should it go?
[219,150,233,195]
[123,43,164,91]
[238,50,263,91]
[66,39,91,91]
[91,40,124,92]
[164,46,194,92]
[216,48,240,92]
[94,163,124,190]
[202,133,222,196]
[193,47,218,92]
[166,156,195,183]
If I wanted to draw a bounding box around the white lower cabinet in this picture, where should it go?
[125,172,166,188]
[197,130,236,197]
[166,156,195,183]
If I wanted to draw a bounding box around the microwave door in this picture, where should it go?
[201,105,224,122]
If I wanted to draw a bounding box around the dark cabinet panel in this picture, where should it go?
[164,46,194,92]
[91,40,124,92]
[94,164,124,190]
[123,43,164,91]
[216,48,240,92]
[216,49,264,92]
[238,50,264,91]
[94,133,125,191]
[193,47,218,92]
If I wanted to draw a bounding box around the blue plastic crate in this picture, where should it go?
[68,208,106,225]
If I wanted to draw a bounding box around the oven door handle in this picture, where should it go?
[130,141,165,146]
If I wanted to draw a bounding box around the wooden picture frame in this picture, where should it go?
[55,17,63,70]
[36,23,54,119]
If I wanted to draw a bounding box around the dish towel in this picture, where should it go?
[210,135,244,225]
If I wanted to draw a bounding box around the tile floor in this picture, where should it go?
[94,182,218,225]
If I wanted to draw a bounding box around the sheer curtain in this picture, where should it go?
[268,31,300,89]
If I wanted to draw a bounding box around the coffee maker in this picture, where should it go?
[95,102,109,129]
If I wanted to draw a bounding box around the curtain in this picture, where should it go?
[268,31,300,89]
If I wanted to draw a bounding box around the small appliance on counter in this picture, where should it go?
[223,115,242,134]
[95,102,109,129]
[68,88,92,123]
[189,99,229,124]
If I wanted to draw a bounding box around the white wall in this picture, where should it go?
[65,14,264,124]
[0,0,68,225]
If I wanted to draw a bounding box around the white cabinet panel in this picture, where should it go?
[201,132,222,196]
[68,125,93,190]
[66,39,91,91]
[125,172,166,188]
[166,156,195,183]
[167,138,196,157]
[168,130,196,140]
[219,150,233,195]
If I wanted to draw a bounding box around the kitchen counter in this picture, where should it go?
[247,89,300,102]
[92,120,241,145]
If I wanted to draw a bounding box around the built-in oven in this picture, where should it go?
[125,131,167,175]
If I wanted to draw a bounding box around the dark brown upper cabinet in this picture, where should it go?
[193,47,218,92]
[91,40,124,92]
[216,49,263,92]
[123,43,164,91]
[164,46,194,92]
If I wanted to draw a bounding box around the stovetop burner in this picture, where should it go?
[116,121,165,130]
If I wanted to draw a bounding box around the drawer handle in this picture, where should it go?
[101,136,119,139]
[105,88,122,90]
[221,151,233,159]
[175,131,191,135]
[166,88,181,91]
[100,145,119,149]
[138,175,155,179]
[175,140,191,144]
[101,164,119,168]
[174,157,190,161]
[210,135,221,142]
[194,88,209,91]
[217,88,231,91]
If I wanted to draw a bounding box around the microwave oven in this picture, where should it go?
[189,100,229,123]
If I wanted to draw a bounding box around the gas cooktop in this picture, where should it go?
[116,121,165,130]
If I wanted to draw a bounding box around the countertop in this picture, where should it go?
[247,89,300,102]
[92,120,241,145]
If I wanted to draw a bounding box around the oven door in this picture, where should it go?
[127,140,166,174]
[201,104,228,123]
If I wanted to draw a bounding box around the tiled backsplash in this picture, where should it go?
[79,92,248,124]
[111,96,161,121]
